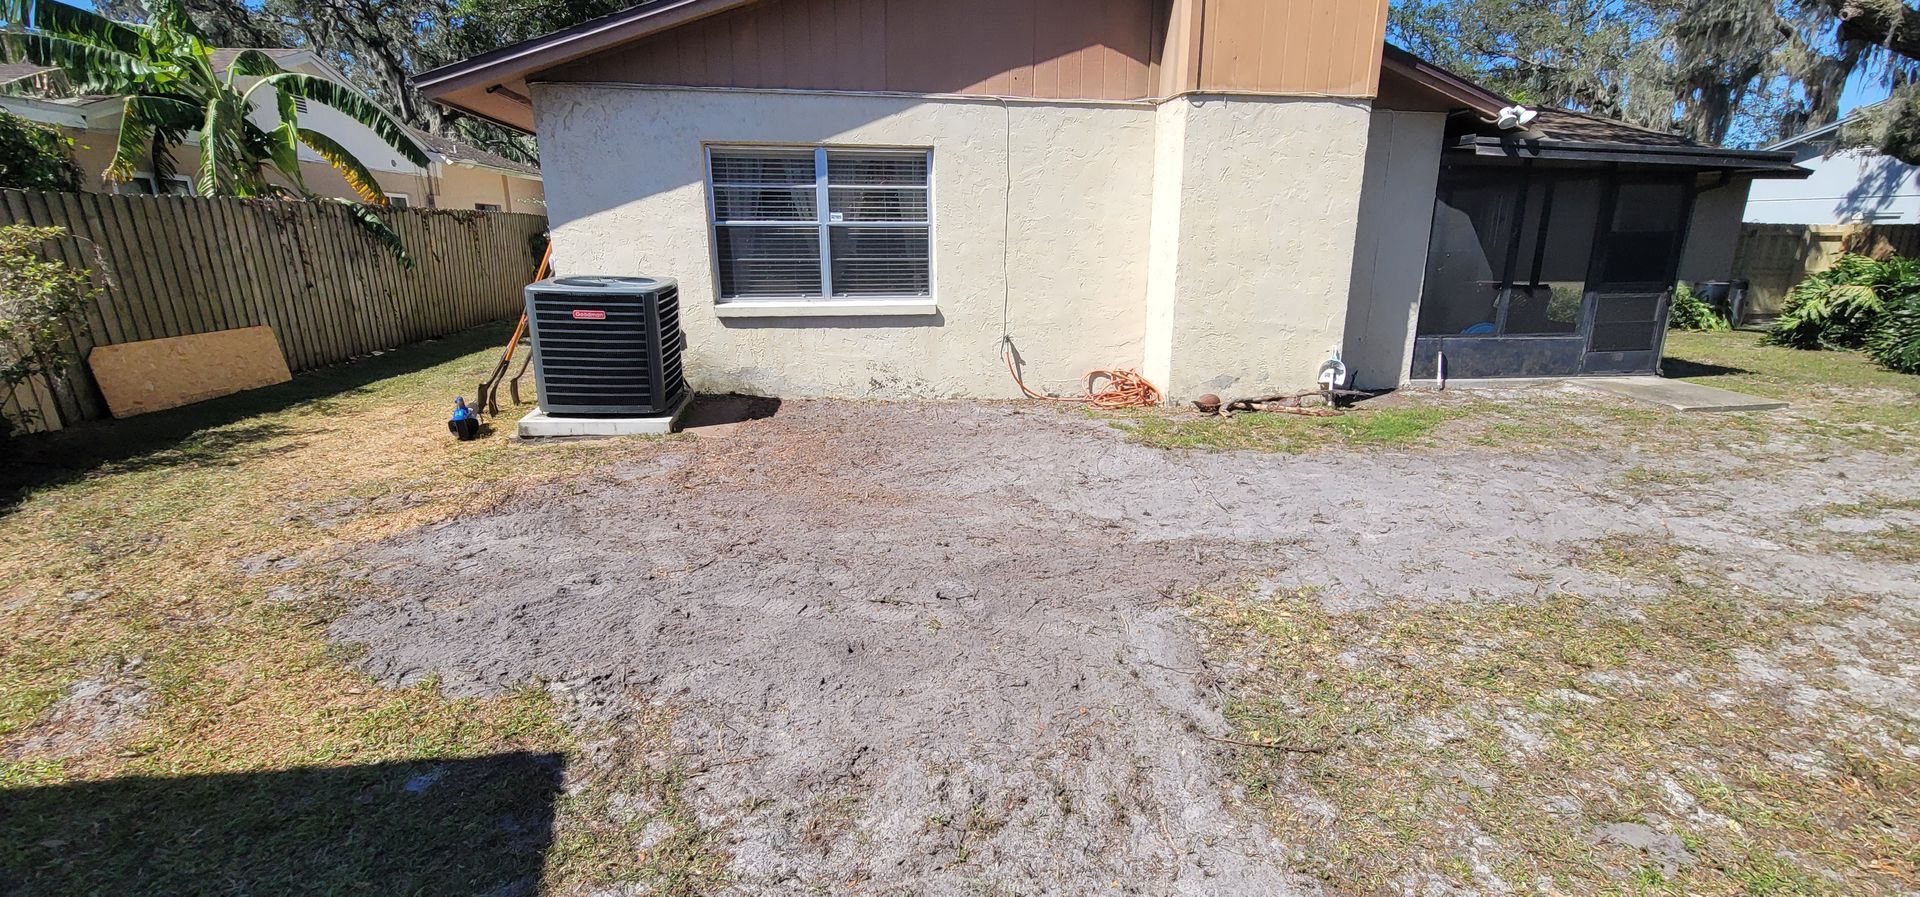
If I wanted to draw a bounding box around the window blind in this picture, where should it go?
[709,147,931,301]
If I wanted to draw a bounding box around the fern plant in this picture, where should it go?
[1869,292,1920,374]
[1764,254,1916,350]
[1668,283,1730,331]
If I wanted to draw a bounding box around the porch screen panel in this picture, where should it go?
[1599,182,1690,284]
[1504,176,1600,335]
[1418,179,1514,336]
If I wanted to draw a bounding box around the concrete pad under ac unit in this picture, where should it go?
[516,393,692,438]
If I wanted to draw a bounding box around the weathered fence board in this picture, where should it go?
[1,188,545,434]
[1733,223,1920,318]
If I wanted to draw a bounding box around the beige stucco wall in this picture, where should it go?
[531,83,1156,398]
[1343,109,1445,389]
[1145,96,1375,399]
[1678,178,1753,285]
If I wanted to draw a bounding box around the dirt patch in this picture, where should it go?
[8,674,149,760]
[329,400,1920,894]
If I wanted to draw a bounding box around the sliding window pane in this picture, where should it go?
[715,225,823,298]
[709,152,815,186]
[829,227,930,296]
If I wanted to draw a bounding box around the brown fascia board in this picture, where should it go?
[1379,44,1508,117]
[415,0,758,98]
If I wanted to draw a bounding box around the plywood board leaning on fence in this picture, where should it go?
[87,325,293,417]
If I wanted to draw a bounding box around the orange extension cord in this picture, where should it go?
[1003,349,1162,409]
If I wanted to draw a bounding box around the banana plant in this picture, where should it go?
[0,0,429,263]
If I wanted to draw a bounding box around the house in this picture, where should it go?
[1745,107,1920,225]
[0,49,543,213]
[417,0,1805,395]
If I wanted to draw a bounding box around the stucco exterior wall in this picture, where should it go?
[531,83,1156,398]
[1343,109,1444,390]
[1148,96,1374,398]
[1678,178,1752,284]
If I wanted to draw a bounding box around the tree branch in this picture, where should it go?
[1820,0,1920,61]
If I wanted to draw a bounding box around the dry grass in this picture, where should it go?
[1185,539,1919,894]
[0,324,713,895]
[2,326,1915,894]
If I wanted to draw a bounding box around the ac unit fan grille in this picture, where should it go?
[527,283,685,414]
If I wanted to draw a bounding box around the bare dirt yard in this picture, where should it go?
[3,330,1916,896]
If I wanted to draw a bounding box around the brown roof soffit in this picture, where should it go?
[1379,43,1509,117]
[415,0,756,98]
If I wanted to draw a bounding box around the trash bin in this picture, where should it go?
[1694,281,1737,324]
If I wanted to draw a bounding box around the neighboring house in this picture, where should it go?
[418,0,1805,394]
[1745,108,1920,225]
[0,50,543,212]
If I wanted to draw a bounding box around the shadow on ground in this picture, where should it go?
[1660,356,1752,379]
[0,751,563,896]
[0,323,514,514]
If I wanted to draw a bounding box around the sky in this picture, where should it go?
[1840,69,1892,118]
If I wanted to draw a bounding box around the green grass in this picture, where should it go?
[1114,404,1458,452]
[1113,331,1919,456]
[1665,330,1920,450]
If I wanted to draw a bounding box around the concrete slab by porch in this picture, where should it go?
[1576,377,1788,412]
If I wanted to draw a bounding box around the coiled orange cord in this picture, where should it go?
[1003,348,1162,409]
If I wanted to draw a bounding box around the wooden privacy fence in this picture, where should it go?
[1,189,546,433]
[1732,223,1920,317]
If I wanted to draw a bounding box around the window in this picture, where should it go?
[707,146,931,301]
[386,193,410,209]
[474,203,502,212]
[116,174,193,197]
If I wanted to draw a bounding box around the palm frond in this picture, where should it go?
[195,93,248,196]
[224,48,285,80]
[105,103,155,184]
[0,0,146,56]
[298,128,387,205]
[0,32,150,87]
[247,72,429,168]
[105,94,198,186]
[145,0,209,43]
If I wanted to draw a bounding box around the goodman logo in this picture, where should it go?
[571,309,607,320]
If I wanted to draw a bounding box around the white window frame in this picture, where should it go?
[117,172,193,196]
[704,144,936,317]
[386,192,410,208]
